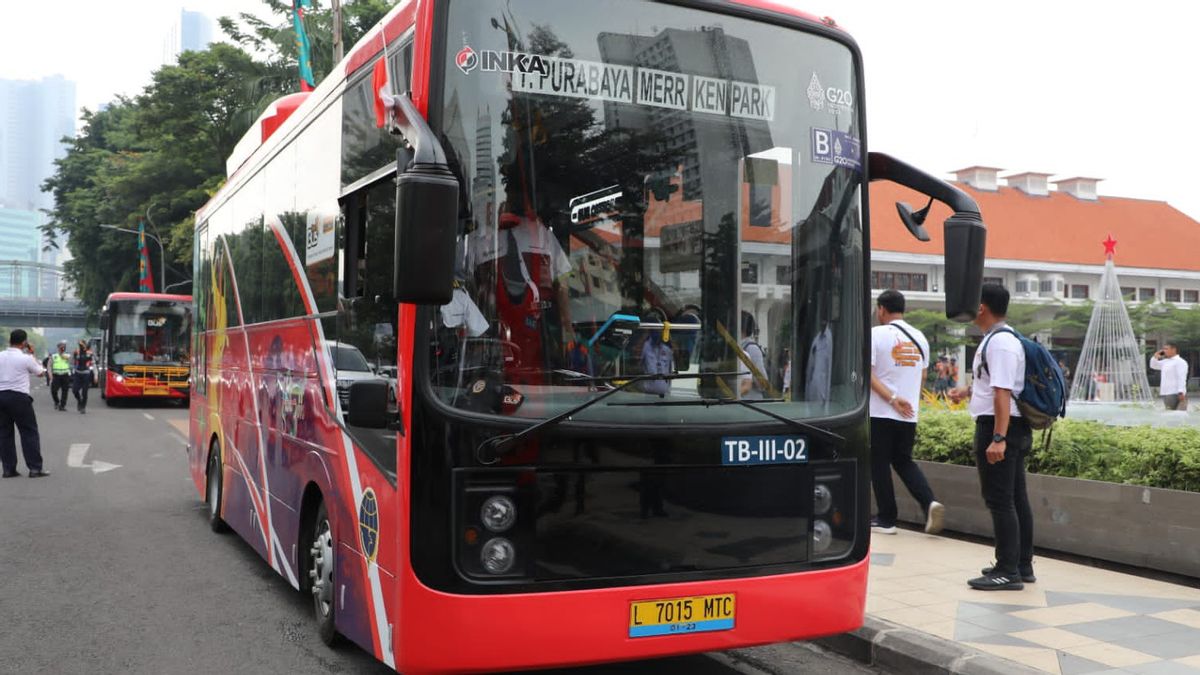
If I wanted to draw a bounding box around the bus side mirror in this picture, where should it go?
[389,95,459,306]
[868,152,987,322]
[347,380,390,429]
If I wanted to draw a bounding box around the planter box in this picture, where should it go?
[888,461,1200,579]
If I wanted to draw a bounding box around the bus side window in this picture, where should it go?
[333,176,399,477]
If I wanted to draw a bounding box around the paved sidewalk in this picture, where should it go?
[867,529,1200,674]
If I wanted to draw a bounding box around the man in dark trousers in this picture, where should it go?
[49,340,72,411]
[0,329,49,477]
[71,339,94,414]
[949,284,1033,590]
[869,290,944,536]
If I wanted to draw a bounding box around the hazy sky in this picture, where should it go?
[2,1,1197,219]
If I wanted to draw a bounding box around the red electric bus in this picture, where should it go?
[189,1,986,671]
[99,292,192,402]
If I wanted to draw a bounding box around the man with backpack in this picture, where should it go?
[949,284,1039,590]
[868,290,944,536]
[738,311,768,401]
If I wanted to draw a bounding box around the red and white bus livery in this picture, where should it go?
[99,292,191,402]
[188,0,986,671]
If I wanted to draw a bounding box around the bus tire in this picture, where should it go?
[308,501,340,646]
[206,445,230,533]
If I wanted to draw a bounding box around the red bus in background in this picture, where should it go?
[99,292,192,403]
[189,1,986,672]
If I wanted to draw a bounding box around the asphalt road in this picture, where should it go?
[0,381,875,675]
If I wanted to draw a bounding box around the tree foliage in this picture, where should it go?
[41,1,395,313]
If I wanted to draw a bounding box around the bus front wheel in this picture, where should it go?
[308,501,340,646]
[206,446,229,533]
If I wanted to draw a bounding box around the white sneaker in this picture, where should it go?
[925,501,945,534]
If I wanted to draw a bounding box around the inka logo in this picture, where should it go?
[456,45,478,74]
[806,72,825,111]
[358,488,379,563]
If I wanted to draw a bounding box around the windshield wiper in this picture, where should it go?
[609,397,843,447]
[475,371,741,463]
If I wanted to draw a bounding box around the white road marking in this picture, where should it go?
[142,413,155,421]
[66,443,122,474]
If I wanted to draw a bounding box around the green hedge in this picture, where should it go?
[913,410,1200,493]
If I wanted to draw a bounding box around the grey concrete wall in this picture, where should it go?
[886,461,1200,578]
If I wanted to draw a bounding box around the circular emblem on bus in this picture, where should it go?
[358,488,379,563]
[456,45,478,74]
[471,379,487,394]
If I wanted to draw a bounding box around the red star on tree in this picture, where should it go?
[1103,235,1117,257]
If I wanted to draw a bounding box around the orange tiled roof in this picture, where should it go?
[869,181,1200,271]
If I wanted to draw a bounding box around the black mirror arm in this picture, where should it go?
[389,94,449,170]
[868,152,980,217]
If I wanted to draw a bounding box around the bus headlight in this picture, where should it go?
[812,519,833,554]
[480,495,516,532]
[480,537,516,574]
[114,373,124,383]
[814,484,833,515]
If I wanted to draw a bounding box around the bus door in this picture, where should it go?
[333,176,400,478]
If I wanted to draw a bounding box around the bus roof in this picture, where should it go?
[105,292,192,304]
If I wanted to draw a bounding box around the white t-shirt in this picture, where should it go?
[0,347,45,395]
[737,338,767,400]
[969,325,1025,418]
[1149,354,1188,396]
[870,320,930,422]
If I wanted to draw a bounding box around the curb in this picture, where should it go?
[727,616,1043,675]
[813,617,1044,674]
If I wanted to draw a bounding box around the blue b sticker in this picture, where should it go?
[722,436,808,465]
[811,127,861,171]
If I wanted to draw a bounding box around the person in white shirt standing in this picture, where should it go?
[948,284,1032,590]
[869,290,944,536]
[1149,342,1188,411]
[0,329,49,477]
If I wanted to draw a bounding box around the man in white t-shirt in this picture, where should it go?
[948,284,1033,591]
[869,290,944,536]
[1149,341,1189,410]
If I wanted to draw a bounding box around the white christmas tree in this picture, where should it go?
[1069,235,1152,404]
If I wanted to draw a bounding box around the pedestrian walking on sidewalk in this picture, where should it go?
[868,290,945,536]
[70,340,93,414]
[1149,342,1188,410]
[948,284,1034,591]
[49,340,71,411]
[0,329,49,478]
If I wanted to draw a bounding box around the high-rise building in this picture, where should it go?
[164,9,215,63]
[0,74,76,212]
[0,207,42,298]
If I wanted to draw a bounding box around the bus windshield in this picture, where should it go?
[431,0,865,424]
[109,300,191,368]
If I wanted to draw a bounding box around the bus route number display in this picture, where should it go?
[721,435,808,466]
[629,593,736,638]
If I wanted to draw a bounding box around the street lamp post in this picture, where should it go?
[99,224,166,291]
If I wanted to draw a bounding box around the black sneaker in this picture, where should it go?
[968,572,1025,591]
[870,518,897,535]
[981,563,1036,583]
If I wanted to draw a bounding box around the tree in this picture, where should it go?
[42,1,398,313]
[904,309,972,358]
[41,45,269,311]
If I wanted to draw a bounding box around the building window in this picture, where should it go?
[1039,279,1054,293]
[776,265,792,285]
[741,261,758,284]
[1120,286,1135,299]
[1186,290,1199,303]
[1166,288,1182,303]
[982,276,1004,287]
[1138,287,1156,302]
[871,271,927,292]
[1070,284,1089,299]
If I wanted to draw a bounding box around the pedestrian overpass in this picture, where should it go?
[0,298,89,328]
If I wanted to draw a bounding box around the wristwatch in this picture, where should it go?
[992,433,1007,443]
